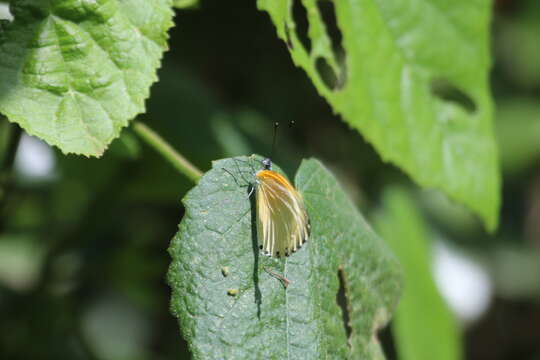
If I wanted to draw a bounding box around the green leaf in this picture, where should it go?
[0,0,174,156]
[257,0,500,231]
[168,156,401,359]
[374,187,462,360]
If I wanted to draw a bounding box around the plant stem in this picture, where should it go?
[1,121,22,171]
[0,121,22,231]
[132,121,203,183]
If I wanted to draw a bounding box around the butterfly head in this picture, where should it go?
[261,158,272,170]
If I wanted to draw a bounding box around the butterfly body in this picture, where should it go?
[255,159,310,258]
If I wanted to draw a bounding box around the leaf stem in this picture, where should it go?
[132,121,203,183]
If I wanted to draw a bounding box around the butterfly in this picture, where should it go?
[224,122,310,258]
[255,157,310,258]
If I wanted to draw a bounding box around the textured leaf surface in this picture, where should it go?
[168,156,401,359]
[375,187,462,360]
[258,0,500,230]
[0,0,174,156]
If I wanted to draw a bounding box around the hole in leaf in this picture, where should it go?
[292,0,311,52]
[315,0,347,89]
[430,78,477,113]
[336,267,352,346]
[316,57,339,90]
[379,322,398,359]
[317,0,344,56]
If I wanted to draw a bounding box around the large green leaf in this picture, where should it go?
[258,0,500,231]
[0,0,174,156]
[374,187,462,360]
[168,156,401,359]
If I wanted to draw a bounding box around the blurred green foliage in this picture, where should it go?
[375,188,461,360]
[496,99,540,175]
[1,0,540,359]
[173,0,199,9]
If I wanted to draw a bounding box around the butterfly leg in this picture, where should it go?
[221,168,248,187]
[247,184,255,198]
[222,168,256,199]
[236,156,260,175]
[232,158,257,185]
[264,267,290,288]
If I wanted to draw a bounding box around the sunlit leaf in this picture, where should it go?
[258,0,500,231]
[0,0,174,156]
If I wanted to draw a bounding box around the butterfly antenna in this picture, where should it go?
[270,122,279,160]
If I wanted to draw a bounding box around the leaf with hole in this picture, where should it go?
[168,156,402,359]
[258,0,500,231]
[0,0,174,156]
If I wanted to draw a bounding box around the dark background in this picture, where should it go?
[1,0,539,359]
